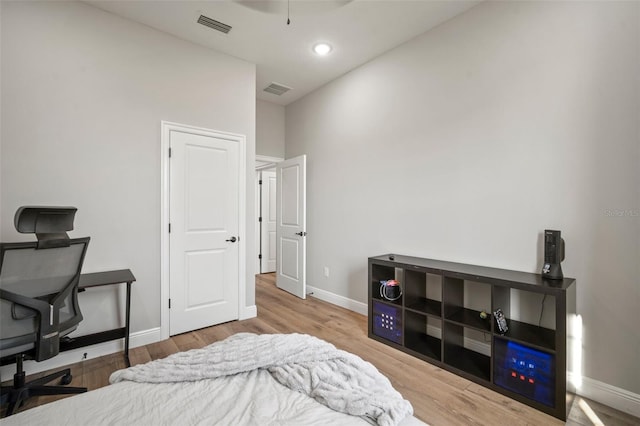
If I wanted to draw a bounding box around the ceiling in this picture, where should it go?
[87,1,479,106]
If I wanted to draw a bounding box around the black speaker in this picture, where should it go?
[542,230,564,280]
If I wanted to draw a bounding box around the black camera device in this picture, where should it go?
[542,229,565,280]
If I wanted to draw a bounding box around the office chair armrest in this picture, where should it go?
[1,289,64,361]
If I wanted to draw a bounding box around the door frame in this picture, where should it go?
[160,121,247,340]
[255,155,283,274]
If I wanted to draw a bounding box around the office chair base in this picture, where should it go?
[1,367,87,417]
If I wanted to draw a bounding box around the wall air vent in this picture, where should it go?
[197,15,232,34]
[263,82,292,96]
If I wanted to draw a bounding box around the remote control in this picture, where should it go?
[494,308,508,334]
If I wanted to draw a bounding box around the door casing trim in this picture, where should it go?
[160,121,247,340]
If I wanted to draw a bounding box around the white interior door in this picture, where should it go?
[260,170,277,273]
[169,129,239,335]
[276,155,307,299]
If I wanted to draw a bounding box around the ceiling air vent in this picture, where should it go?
[263,82,292,96]
[197,15,232,34]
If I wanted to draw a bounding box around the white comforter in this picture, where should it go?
[110,333,413,426]
[2,369,426,426]
[3,333,426,426]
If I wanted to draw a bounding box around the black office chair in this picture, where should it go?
[0,206,90,416]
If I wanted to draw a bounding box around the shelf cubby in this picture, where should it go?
[443,277,491,332]
[370,263,403,306]
[405,310,441,361]
[404,269,442,317]
[443,322,491,382]
[493,286,557,351]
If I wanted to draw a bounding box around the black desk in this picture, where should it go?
[60,269,136,367]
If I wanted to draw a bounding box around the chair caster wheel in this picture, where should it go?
[60,373,72,385]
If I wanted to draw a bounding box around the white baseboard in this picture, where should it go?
[307,284,640,419]
[0,307,260,381]
[240,304,257,320]
[573,374,640,419]
[0,327,162,380]
[306,285,368,315]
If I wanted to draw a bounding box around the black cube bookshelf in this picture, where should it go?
[368,254,577,420]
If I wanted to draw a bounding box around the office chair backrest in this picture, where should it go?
[0,207,89,362]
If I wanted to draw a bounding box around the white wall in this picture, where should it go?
[1,1,256,336]
[256,99,285,158]
[286,0,639,401]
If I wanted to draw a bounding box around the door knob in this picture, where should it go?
[295,232,307,236]
[226,236,237,243]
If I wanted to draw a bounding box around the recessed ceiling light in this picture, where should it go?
[313,42,332,56]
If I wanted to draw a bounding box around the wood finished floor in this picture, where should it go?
[3,273,638,425]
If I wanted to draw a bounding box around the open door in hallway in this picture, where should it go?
[275,155,307,299]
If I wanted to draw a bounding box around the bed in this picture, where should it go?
[2,333,427,426]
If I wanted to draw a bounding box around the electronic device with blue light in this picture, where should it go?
[372,300,402,344]
[494,339,556,408]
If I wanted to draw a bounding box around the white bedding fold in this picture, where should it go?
[110,333,413,426]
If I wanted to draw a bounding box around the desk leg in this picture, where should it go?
[124,281,132,367]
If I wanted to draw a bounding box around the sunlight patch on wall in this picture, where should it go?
[570,314,584,390]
